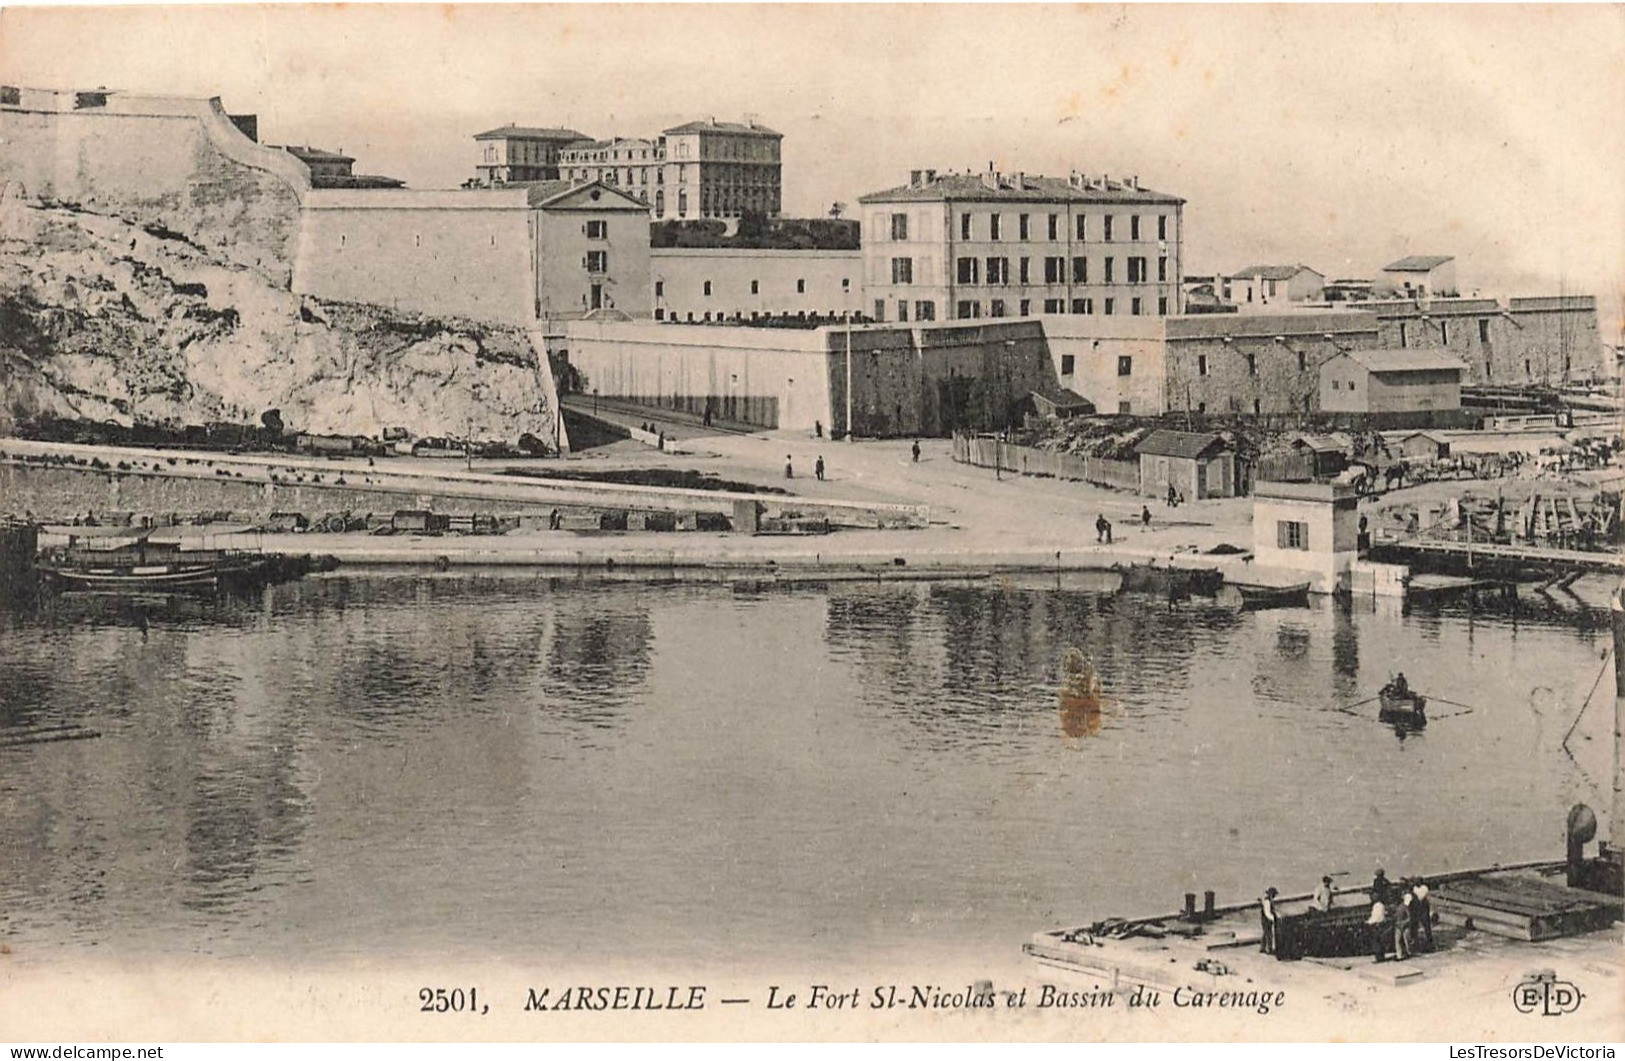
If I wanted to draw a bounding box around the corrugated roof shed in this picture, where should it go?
[1383,255,1454,272]
[1135,430,1230,460]
[1343,349,1467,374]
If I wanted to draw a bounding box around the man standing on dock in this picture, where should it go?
[1312,875,1335,911]
[1394,892,1414,960]
[1259,887,1279,955]
[1368,896,1389,962]
[1411,879,1434,951]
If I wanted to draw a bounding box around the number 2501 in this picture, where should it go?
[420,987,485,1014]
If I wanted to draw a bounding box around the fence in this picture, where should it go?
[952,433,1141,491]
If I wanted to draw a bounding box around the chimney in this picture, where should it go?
[1101,173,1111,189]
[1128,175,1139,190]
[910,169,923,187]
[980,170,999,191]
[924,168,937,183]
[1013,171,1025,190]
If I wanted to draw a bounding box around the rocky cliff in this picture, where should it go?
[0,193,557,446]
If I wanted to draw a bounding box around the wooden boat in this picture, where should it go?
[1115,562,1225,597]
[1231,581,1311,608]
[1378,683,1429,728]
[36,540,271,593]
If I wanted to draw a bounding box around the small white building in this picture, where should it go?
[1319,348,1465,414]
[1225,264,1324,309]
[1251,479,1361,594]
[1374,255,1457,299]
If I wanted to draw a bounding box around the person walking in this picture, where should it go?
[1095,514,1110,543]
[1259,887,1280,956]
[1166,482,1177,508]
[912,440,921,463]
[815,455,825,481]
[1141,505,1152,531]
[785,455,794,479]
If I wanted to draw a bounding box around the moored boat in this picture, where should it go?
[1231,581,1311,609]
[1377,680,1428,728]
[1115,562,1225,597]
[37,540,272,593]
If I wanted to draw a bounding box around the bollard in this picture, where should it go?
[1203,890,1216,921]
[1183,893,1197,920]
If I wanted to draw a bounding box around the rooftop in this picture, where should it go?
[858,170,1184,206]
[1383,255,1455,272]
[1135,430,1230,460]
[1229,264,1321,281]
[278,145,354,163]
[662,119,782,137]
[473,124,591,142]
[1339,348,1468,374]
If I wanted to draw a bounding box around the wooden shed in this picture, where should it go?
[1134,430,1237,500]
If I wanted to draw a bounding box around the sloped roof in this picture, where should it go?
[1291,432,1351,454]
[279,145,354,163]
[505,179,650,211]
[663,119,782,137]
[858,172,1183,206]
[473,124,590,142]
[1029,386,1094,414]
[1340,348,1467,374]
[1383,255,1454,272]
[1228,264,1321,281]
[1135,430,1230,460]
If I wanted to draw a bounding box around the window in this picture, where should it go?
[1297,350,1307,371]
[1103,298,1115,315]
[1399,322,1408,347]
[797,279,806,293]
[1079,298,1094,314]
[1118,356,1133,377]
[915,300,936,321]
[1104,257,1115,283]
[989,299,1005,318]
[703,280,712,296]
[1131,215,1141,240]
[1158,296,1168,315]
[1073,257,1087,283]
[1118,401,1132,415]
[1246,353,1257,375]
[1043,298,1064,313]
[960,213,973,240]
[1019,214,1030,240]
[1441,320,1450,343]
[986,257,1008,284]
[1076,214,1087,241]
[1158,215,1168,240]
[1019,258,1031,284]
[1198,354,1208,376]
[890,212,909,240]
[891,257,913,284]
[751,279,759,294]
[1277,521,1308,550]
[956,257,979,284]
[874,299,886,321]
[586,250,608,273]
[586,220,608,239]
[1478,319,1490,344]
[1071,298,1087,314]
[1126,258,1141,283]
[898,300,909,322]
[1048,214,1059,241]
[1131,297,1143,316]
[957,300,980,319]
[655,280,664,297]
[1158,256,1168,282]
[1103,216,1114,241]
[1060,355,1075,375]
[842,278,851,291]
[1019,300,1030,316]
[989,214,1002,240]
[1254,398,1262,414]
[1044,257,1064,283]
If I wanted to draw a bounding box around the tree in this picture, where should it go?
[260,409,284,435]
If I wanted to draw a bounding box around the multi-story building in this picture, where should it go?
[472,125,590,185]
[857,168,1185,324]
[556,118,783,221]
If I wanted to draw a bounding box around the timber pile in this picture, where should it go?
[1433,876,1621,941]
[0,722,102,749]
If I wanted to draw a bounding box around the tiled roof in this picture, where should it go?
[1383,255,1454,272]
[473,124,590,141]
[1341,348,1467,374]
[280,145,353,163]
[1135,430,1230,460]
[1228,264,1319,281]
[858,172,1183,206]
[663,119,782,137]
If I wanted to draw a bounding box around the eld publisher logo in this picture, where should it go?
[1512,972,1584,1016]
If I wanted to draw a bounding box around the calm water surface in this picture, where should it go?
[0,573,1612,967]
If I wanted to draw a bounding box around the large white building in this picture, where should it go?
[857,169,1185,324]
[555,119,783,221]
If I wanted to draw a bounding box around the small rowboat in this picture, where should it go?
[1378,686,1428,729]
[1231,581,1311,609]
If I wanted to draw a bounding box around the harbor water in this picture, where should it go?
[0,573,1614,970]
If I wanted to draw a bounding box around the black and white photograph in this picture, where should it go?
[0,3,1621,1046]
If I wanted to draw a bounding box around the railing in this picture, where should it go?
[952,433,1140,491]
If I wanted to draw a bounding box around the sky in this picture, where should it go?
[3,3,1622,339]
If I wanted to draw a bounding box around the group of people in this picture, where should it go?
[1366,868,1434,962]
[1256,868,1434,962]
[786,455,827,481]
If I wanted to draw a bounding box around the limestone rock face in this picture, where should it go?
[0,196,556,446]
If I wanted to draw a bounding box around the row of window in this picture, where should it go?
[894,255,1170,286]
[656,278,849,298]
[888,211,1170,244]
[655,309,850,322]
[870,296,1170,322]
